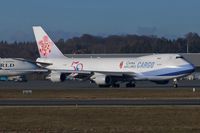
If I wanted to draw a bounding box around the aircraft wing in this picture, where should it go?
[50,69,136,78]
[5,69,48,72]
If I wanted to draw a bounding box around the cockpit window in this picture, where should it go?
[176,56,184,59]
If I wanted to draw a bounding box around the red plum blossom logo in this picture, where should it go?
[38,36,52,57]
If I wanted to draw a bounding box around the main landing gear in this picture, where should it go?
[98,84,120,88]
[112,84,120,88]
[99,82,136,88]
[126,82,136,88]
[173,78,178,88]
[98,85,111,88]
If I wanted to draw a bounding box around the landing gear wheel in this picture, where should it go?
[112,84,120,88]
[126,82,135,88]
[173,78,178,88]
[173,84,178,88]
[98,85,111,88]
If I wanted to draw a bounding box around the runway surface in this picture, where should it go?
[0,99,200,106]
[0,80,200,106]
[1,80,200,90]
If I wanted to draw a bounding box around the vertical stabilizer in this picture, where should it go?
[33,26,65,58]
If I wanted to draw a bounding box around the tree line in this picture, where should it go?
[0,32,200,60]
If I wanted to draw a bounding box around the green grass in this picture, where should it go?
[0,88,199,132]
[0,107,200,132]
[0,89,199,99]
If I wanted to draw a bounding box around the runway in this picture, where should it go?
[0,99,200,106]
[0,80,200,106]
[1,80,200,90]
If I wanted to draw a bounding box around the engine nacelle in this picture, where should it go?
[91,74,112,85]
[47,72,66,82]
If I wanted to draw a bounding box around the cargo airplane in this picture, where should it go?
[0,58,47,82]
[33,26,195,88]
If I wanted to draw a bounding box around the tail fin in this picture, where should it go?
[32,26,65,58]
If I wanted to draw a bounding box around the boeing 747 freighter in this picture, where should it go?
[33,26,195,87]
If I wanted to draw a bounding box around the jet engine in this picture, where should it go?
[91,73,112,86]
[46,72,66,82]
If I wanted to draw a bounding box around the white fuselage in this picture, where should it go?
[37,54,194,81]
[0,58,38,76]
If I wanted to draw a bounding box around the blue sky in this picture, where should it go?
[0,0,200,42]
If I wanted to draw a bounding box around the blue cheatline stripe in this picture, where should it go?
[142,64,194,77]
[157,69,194,76]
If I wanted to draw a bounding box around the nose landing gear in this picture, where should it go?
[173,78,178,88]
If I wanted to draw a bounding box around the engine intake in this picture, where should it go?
[91,74,112,85]
[47,72,66,82]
